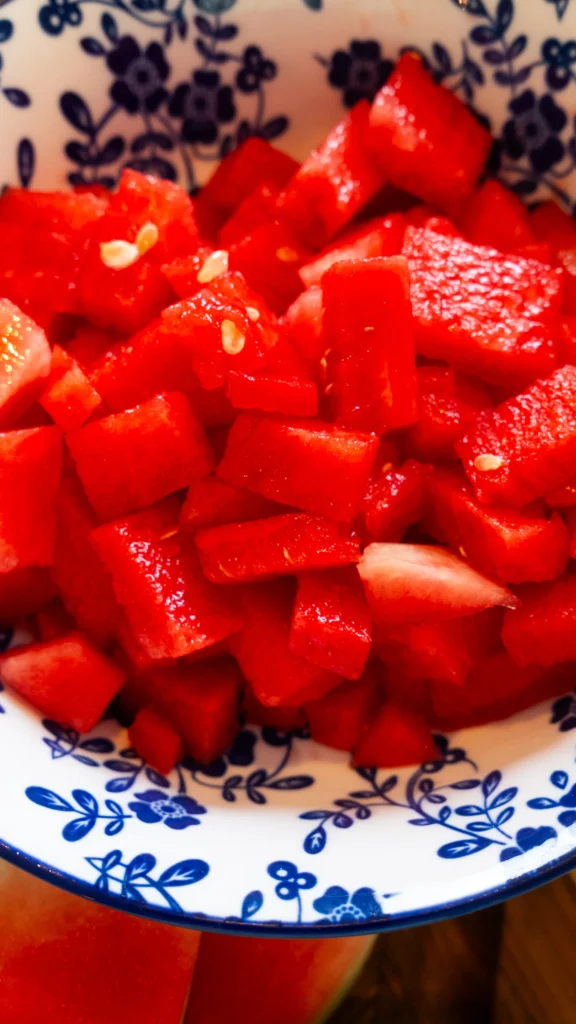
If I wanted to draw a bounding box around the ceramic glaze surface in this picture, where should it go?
[1,0,576,932]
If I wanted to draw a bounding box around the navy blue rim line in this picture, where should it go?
[1,836,576,938]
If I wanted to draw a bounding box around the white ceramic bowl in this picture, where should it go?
[2,0,576,934]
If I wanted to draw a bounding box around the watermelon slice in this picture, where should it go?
[39,344,102,429]
[355,699,439,768]
[181,477,285,530]
[502,574,576,668]
[197,137,299,231]
[0,300,52,427]
[405,366,492,461]
[358,542,517,627]
[306,664,380,751]
[290,567,372,680]
[228,220,311,314]
[219,182,280,248]
[0,567,56,621]
[360,459,429,543]
[299,213,406,288]
[459,179,535,253]
[281,284,326,369]
[0,425,62,572]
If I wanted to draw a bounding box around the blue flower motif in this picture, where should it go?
[38,0,82,36]
[169,69,235,145]
[236,46,276,94]
[313,885,381,923]
[541,38,576,90]
[128,790,207,830]
[502,89,567,173]
[267,860,316,900]
[326,40,393,107]
[550,690,576,732]
[107,36,169,115]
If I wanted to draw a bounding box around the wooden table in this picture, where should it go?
[330,872,576,1024]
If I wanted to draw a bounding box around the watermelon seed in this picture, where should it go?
[221,320,245,355]
[100,239,140,270]
[246,306,260,322]
[276,247,299,262]
[197,249,229,284]
[473,454,504,472]
[135,221,159,257]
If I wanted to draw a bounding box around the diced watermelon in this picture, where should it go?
[197,513,359,583]
[530,200,576,252]
[217,413,378,521]
[459,179,535,253]
[229,580,341,706]
[92,506,242,659]
[0,633,125,732]
[0,567,56,621]
[51,472,119,647]
[104,169,199,262]
[181,477,285,530]
[376,610,502,686]
[276,101,386,249]
[0,223,83,319]
[161,272,280,391]
[79,245,173,336]
[67,392,214,522]
[545,478,576,508]
[39,345,102,429]
[457,365,576,506]
[0,187,108,232]
[404,225,562,386]
[299,214,406,288]
[197,137,299,231]
[404,366,492,461]
[368,53,491,212]
[218,183,280,248]
[289,567,371,679]
[322,256,417,433]
[358,542,517,627]
[147,657,241,764]
[354,699,439,768]
[281,285,326,368]
[160,244,221,300]
[0,426,62,572]
[427,466,569,583]
[306,666,380,751]
[361,459,429,542]
[502,575,576,667]
[0,300,52,427]
[128,706,183,776]
[65,325,116,369]
[242,682,306,730]
[226,365,318,417]
[35,598,76,641]
[228,221,311,314]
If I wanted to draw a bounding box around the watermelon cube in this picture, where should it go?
[276,101,386,249]
[128,706,183,776]
[160,244,220,300]
[299,213,406,289]
[404,225,562,386]
[306,666,380,751]
[196,513,360,583]
[354,699,439,768]
[427,466,569,584]
[229,580,341,706]
[457,365,576,506]
[92,506,242,660]
[226,365,318,417]
[217,413,378,521]
[281,285,326,368]
[228,220,311,314]
[35,598,76,642]
[79,248,173,336]
[368,52,491,212]
[322,256,417,433]
[405,366,492,461]
[39,345,102,429]
[0,301,52,428]
[0,567,56,622]
[181,477,285,530]
[65,325,116,369]
[502,574,576,668]
[161,272,280,391]
[67,392,214,522]
[218,183,281,248]
[197,137,299,231]
[147,657,241,764]
[459,179,535,253]
[289,567,372,679]
[358,542,517,628]
[0,633,125,732]
[361,459,429,542]
[0,187,108,232]
[51,472,119,647]
[242,682,306,730]
[0,425,62,572]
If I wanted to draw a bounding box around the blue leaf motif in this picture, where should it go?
[60,93,94,135]
[408,818,435,825]
[471,25,497,45]
[242,890,264,919]
[496,807,515,827]
[63,817,96,842]
[101,12,118,43]
[427,794,446,804]
[158,860,210,887]
[259,117,289,142]
[559,784,576,808]
[304,828,326,854]
[102,850,122,871]
[467,821,493,832]
[488,787,518,810]
[72,790,98,815]
[455,804,484,816]
[81,38,106,56]
[558,810,576,828]
[104,760,135,773]
[80,737,115,754]
[268,776,314,790]
[104,818,124,837]
[26,787,73,812]
[333,814,353,829]
[105,800,123,816]
[145,768,171,788]
[126,853,156,880]
[105,777,134,794]
[302,0,322,8]
[450,780,481,790]
[124,884,147,903]
[300,811,329,821]
[439,806,451,822]
[551,771,569,790]
[515,826,557,852]
[3,89,30,108]
[72,755,99,767]
[0,19,13,43]
[438,837,491,858]
[527,797,558,810]
[496,0,513,33]
[482,771,501,799]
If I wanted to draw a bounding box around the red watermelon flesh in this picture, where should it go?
[405,366,492,461]
[0,425,62,572]
[459,179,535,253]
[306,666,380,751]
[502,574,576,668]
[354,699,440,768]
[197,136,299,230]
[181,477,285,530]
[360,458,429,543]
[39,344,102,429]
[290,567,372,680]
[299,213,406,288]
[128,705,183,775]
[0,567,56,622]
[0,300,52,427]
[218,182,280,248]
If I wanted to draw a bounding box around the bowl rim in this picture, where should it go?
[2,834,575,937]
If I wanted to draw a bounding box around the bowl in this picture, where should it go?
[2,0,576,935]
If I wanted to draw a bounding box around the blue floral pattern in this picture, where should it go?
[128,790,206,829]
[86,849,209,912]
